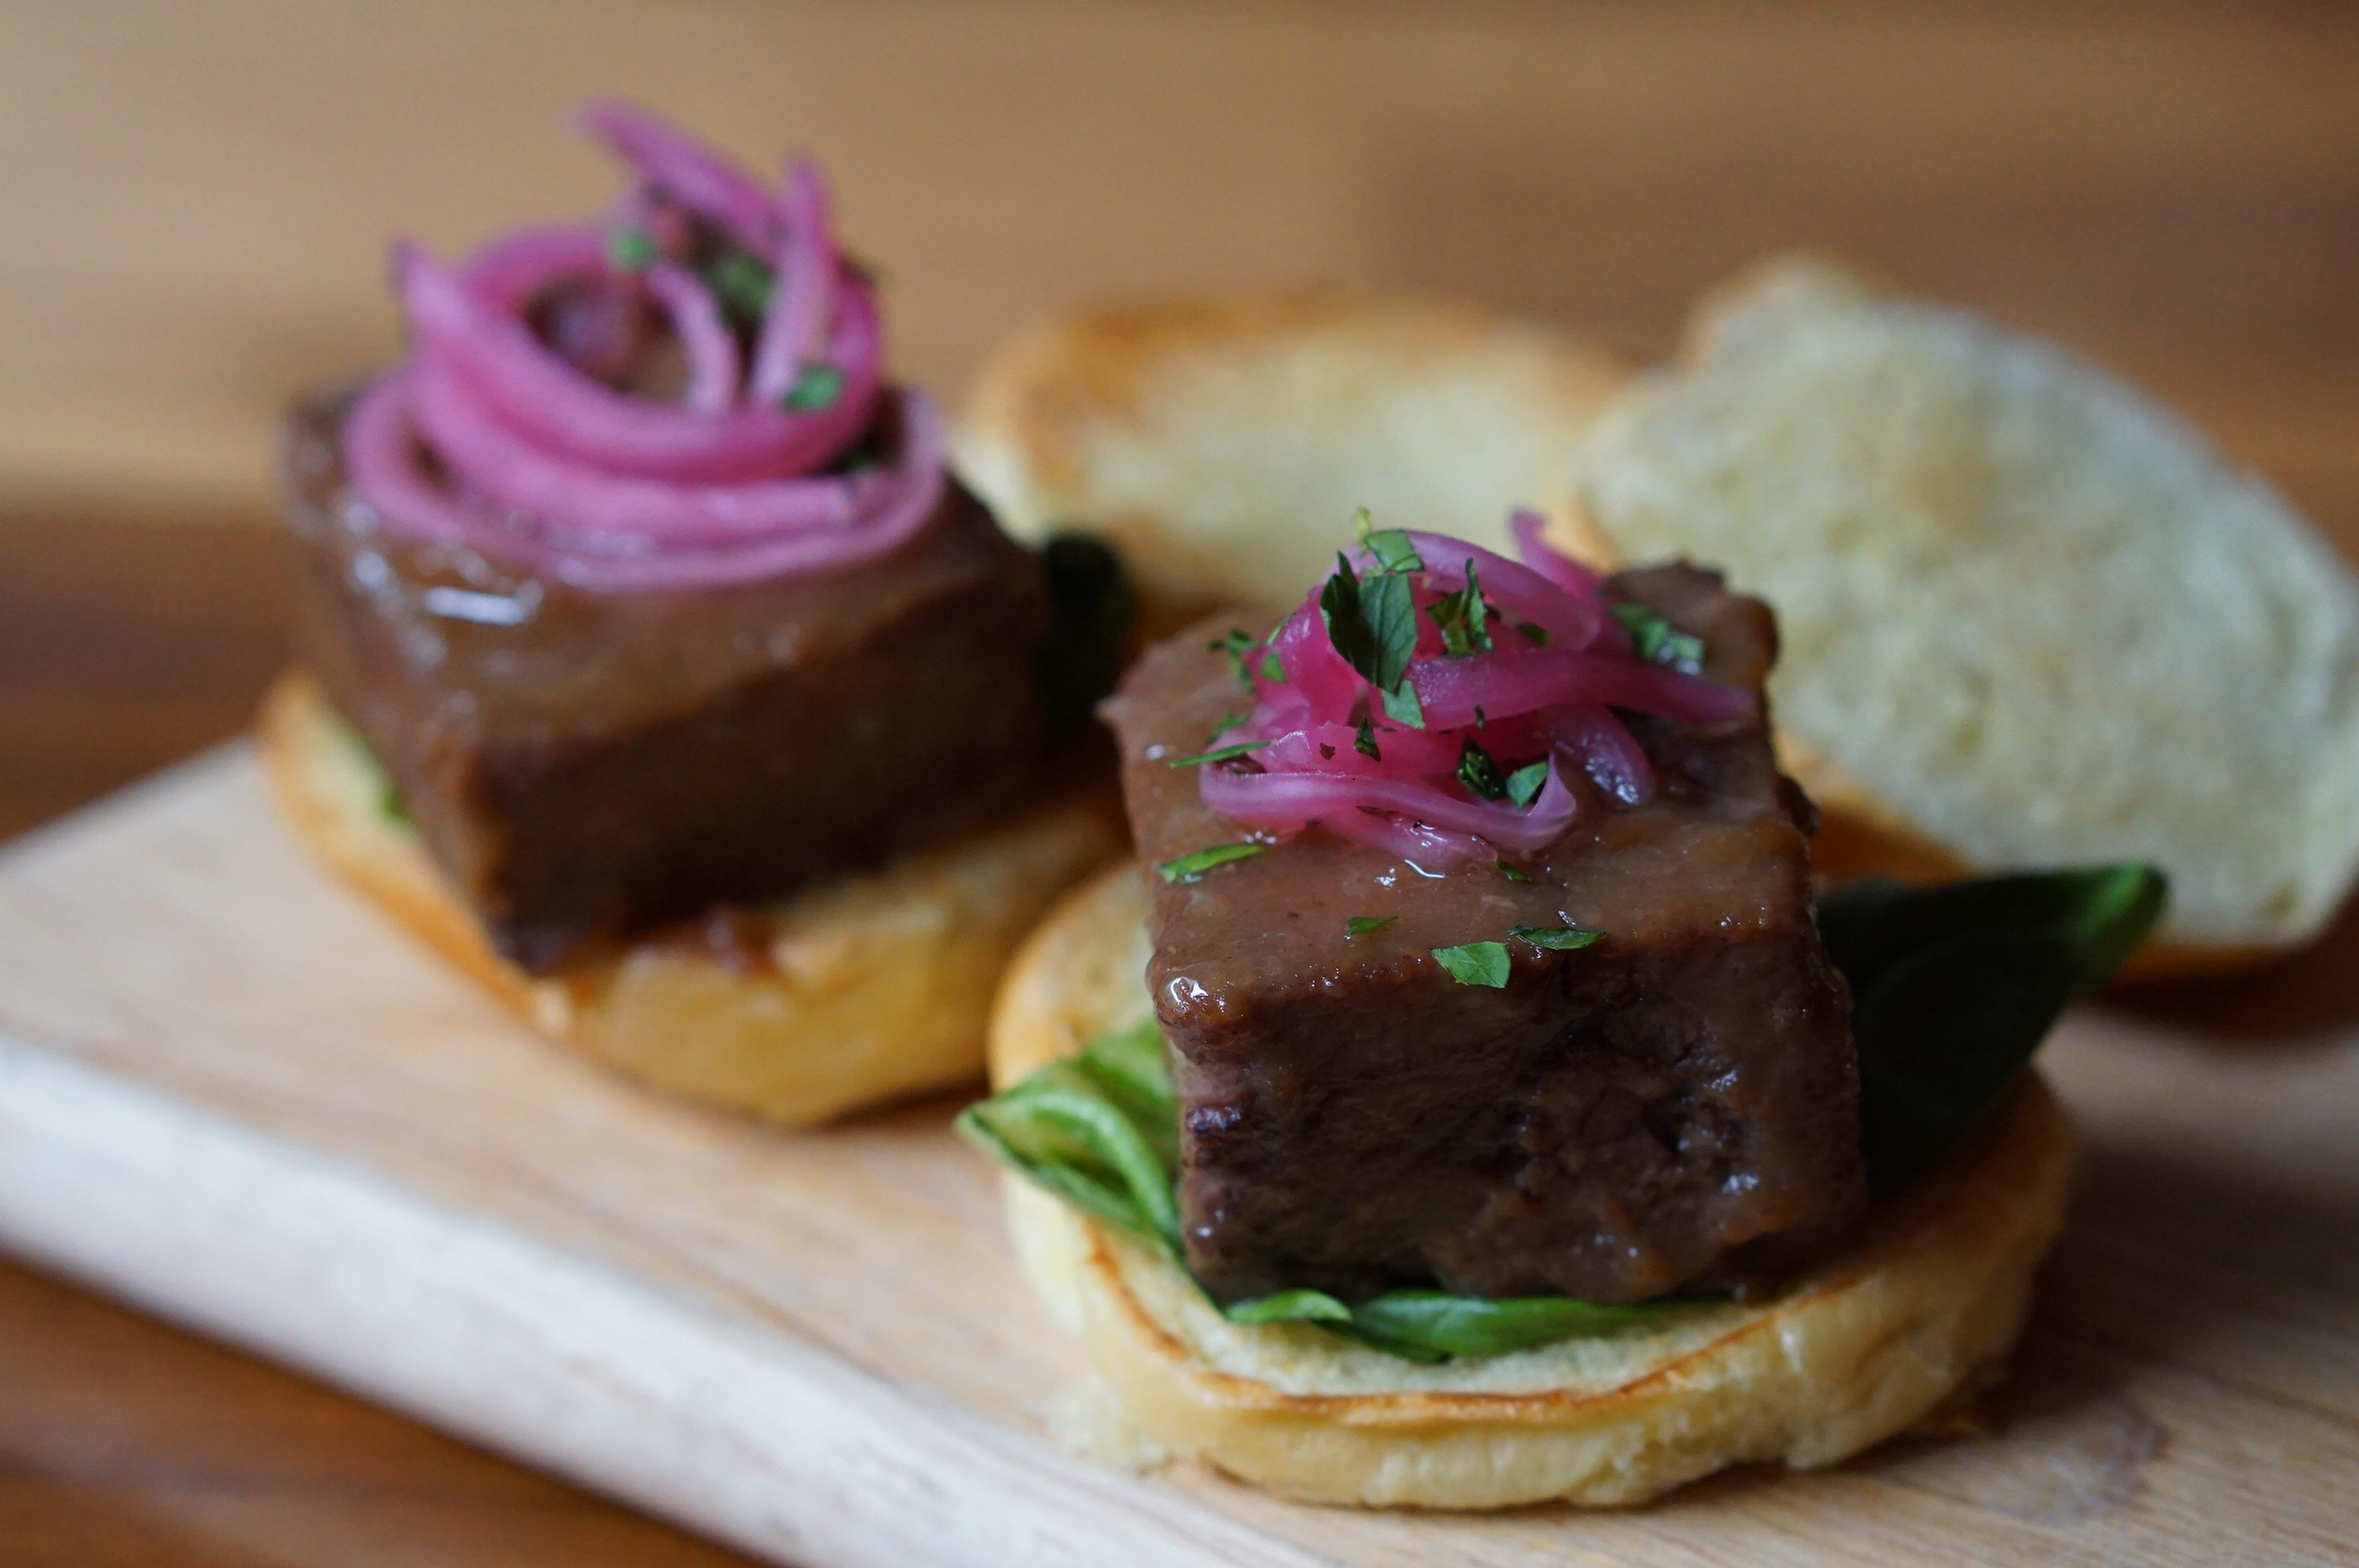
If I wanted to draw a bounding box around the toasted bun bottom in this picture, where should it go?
[985,865,2075,1509]
[261,672,1125,1126]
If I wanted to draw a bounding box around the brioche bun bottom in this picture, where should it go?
[261,672,1124,1126]
[985,864,2075,1509]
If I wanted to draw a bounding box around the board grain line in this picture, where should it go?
[0,1034,1336,1568]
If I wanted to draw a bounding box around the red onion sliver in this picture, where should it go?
[1409,646,1751,729]
[642,262,741,414]
[399,244,882,484]
[1547,707,1657,806]
[750,158,838,406]
[1199,761,1578,853]
[460,224,608,307]
[578,101,774,252]
[408,356,855,542]
[348,374,947,593]
[1371,528,1604,651]
[1510,509,1608,600]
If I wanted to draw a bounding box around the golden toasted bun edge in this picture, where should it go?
[262,672,1126,1126]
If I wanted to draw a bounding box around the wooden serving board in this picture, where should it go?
[0,746,2352,1567]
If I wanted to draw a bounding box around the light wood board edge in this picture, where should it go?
[0,1032,1329,1568]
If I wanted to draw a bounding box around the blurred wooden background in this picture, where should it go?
[1,3,2355,1563]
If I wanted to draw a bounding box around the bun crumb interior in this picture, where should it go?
[1570,258,2359,962]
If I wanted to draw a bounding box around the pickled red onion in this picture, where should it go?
[342,104,919,593]
[1195,516,1748,862]
[342,375,945,594]
[750,158,839,405]
[579,100,775,252]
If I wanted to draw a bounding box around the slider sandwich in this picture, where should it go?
[963,513,2158,1507]
[267,105,1124,1124]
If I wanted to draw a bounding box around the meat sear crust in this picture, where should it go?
[284,393,1050,974]
[1102,565,1863,1306]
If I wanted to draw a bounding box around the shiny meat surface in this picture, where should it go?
[284,393,1049,972]
[1102,564,1863,1305]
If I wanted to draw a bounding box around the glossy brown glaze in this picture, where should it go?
[1103,565,1863,1306]
[284,394,1050,973]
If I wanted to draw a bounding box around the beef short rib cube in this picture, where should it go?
[1102,564,1862,1306]
[285,394,1049,973]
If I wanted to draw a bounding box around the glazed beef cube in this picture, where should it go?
[1101,565,1862,1306]
[284,395,1049,973]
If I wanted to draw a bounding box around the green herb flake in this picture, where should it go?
[1320,555,1418,691]
[1354,508,1425,575]
[780,361,845,412]
[607,225,660,272]
[1157,842,1269,883]
[1426,559,1496,658]
[701,249,774,323]
[1505,761,1549,809]
[1165,741,1263,769]
[1380,679,1425,729]
[1210,628,1260,690]
[1497,859,1535,883]
[1430,941,1512,988]
[1456,739,1508,800]
[1353,718,1381,759]
[1226,1289,1354,1326]
[1260,649,1285,683]
[1515,621,1551,647]
[1511,925,1601,951]
[1346,915,1397,939]
[1611,602,1707,672]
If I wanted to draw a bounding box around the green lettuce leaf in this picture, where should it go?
[952,1018,1179,1254]
[1818,863,2166,1194]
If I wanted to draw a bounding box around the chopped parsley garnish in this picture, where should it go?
[1456,739,1508,800]
[1515,621,1551,647]
[1426,559,1496,657]
[1430,942,1512,988]
[1380,680,1425,729]
[607,226,659,272]
[1165,741,1263,769]
[1511,925,1601,951]
[1353,718,1380,759]
[1497,859,1535,883]
[1505,760,1549,808]
[1211,628,1260,690]
[1259,649,1284,683]
[1352,506,1425,575]
[1157,842,1269,882]
[1611,602,1707,672]
[701,249,774,324]
[1346,915,1397,938]
[1320,554,1417,692]
[1210,709,1248,741]
[781,362,845,411]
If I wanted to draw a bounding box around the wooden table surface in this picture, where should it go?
[1,4,2354,1562]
